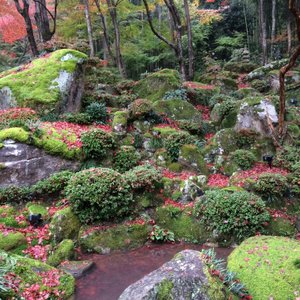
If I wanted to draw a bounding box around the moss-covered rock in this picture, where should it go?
[49,207,81,243]
[0,127,30,143]
[47,239,75,267]
[266,217,296,237]
[179,144,208,174]
[79,222,149,253]
[0,232,27,251]
[0,249,75,299]
[112,110,128,134]
[228,236,300,300]
[153,99,202,127]
[134,69,181,102]
[26,203,49,218]
[155,205,209,243]
[0,49,87,112]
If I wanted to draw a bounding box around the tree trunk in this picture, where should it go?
[278,0,300,137]
[14,0,39,56]
[271,0,276,59]
[183,0,194,80]
[287,14,292,55]
[84,0,95,57]
[259,0,267,64]
[34,0,52,42]
[106,0,126,77]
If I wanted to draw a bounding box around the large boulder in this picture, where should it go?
[228,236,300,300]
[234,98,278,137]
[0,49,87,113]
[118,250,224,300]
[0,140,79,187]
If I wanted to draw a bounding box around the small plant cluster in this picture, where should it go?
[113,146,139,173]
[194,190,270,241]
[274,146,300,171]
[0,108,37,129]
[81,129,116,160]
[0,171,73,203]
[201,249,252,300]
[163,88,188,101]
[230,149,256,170]
[149,225,175,243]
[66,168,133,223]
[85,102,108,123]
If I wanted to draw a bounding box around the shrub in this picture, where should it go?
[163,89,188,101]
[0,186,32,203]
[274,146,300,171]
[124,164,162,190]
[149,225,175,243]
[252,173,288,203]
[208,94,234,109]
[81,129,115,160]
[113,146,139,173]
[0,108,37,129]
[164,131,195,162]
[66,168,133,223]
[129,99,153,120]
[230,149,256,170]
[194,190,270,241]
[85,102,107,123]
[288,168,300,196]
[31,171,74,198]
[63,113,91,125]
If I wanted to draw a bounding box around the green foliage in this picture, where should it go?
[81,129,115,160]
[208,94,234,109]
[288,168,300,196]
[47,239,74,267]
[252,173,288,204]
[149,225,175,243]
[0,250,17,297]
[230,149,256,170]
[113,146,139,173]
[163,89,188,101]
[0,186,32,203]
[129,98,153,120]
[194,190,270,241]
[85,102,107,123]
[165,132,195,162]
[274,146,300,171]
[228,236,300,300]
[124,164,162,191]
[0,127,29,143]
[63,113,92,125]
[66,168,133,223]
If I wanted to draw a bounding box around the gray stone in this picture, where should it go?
[59,260,94,279]
[118,250,220,300]
[235,99,278,137]
[0,140,79,187]
[0,87,17,109]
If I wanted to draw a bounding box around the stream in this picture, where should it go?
[75,243,233,300]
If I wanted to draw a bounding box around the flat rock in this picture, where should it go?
[59,260,94,279]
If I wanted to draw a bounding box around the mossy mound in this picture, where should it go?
[0,232,27,251]
[155,205,209,243]
[0,205,27,228]
[267,217,296,237]
[79,222,149,253]
[133,69,181,102]
[228,236,300,300]
[153,99,202,126]
[0,49,87,110]
[0,250,75,299]
[47,239,75,267]
[0,127,30,143]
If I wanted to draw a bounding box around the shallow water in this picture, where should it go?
[75,243,233,300]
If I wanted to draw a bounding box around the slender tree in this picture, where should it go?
[84,0,95,57]
[270,0,276,59]
[278,0,300,137]
[13,0,39,56]
[258,0,267,64]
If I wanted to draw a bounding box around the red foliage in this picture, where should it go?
[0,107,37,122]
[205,133,215,140]
[163,198,194,210]
[162,169,196,180]
[237,74,250,89]
[195,105,211,121]
[207,173,229,188]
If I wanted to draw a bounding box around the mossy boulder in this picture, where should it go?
[47,239,75,267]
[0,49,87,113]
[0,232,27,251]
[79,222,149,254]
[179,144,208,174]
[133,69,181,102]
[0,205,26,228]
[266,217,296,237]
[228,236,300,300]
[0,250,75,299]
[26,203,49,218]
[49,207,81,243]
[112,110,128,134]
[0,127,30,143]
[153,99,202,126]
[155,206,209,243]
[118,250,224,300]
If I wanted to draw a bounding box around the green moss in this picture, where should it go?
[133,69,181,102]
[179,144,208,175]
[155,206,209,243]
[0,142,3,149]
[267,218,296,237]
[167,162,183,173]
[49,207,81,243]
[47,239,75,267]
[157,279,174,300]
[0,127,29,142]
[112,111,128,128]
[26,203,48,218]
[0,232,27,251]
[152,126,182,137]
[228,236,300,300]
[0,205,26,228]
[79,223,149,253]
[0,49,87,108]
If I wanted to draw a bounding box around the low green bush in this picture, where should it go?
[85,102,107,123]
[0,186,32,203]
[113,146,139,173]
[63,113,92,125]
[230,149,256,170]
[149,225,175,243]
[194,190,270,241]
[274,146,300,171]
[66,168,133,223]
[81,129,115,160]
